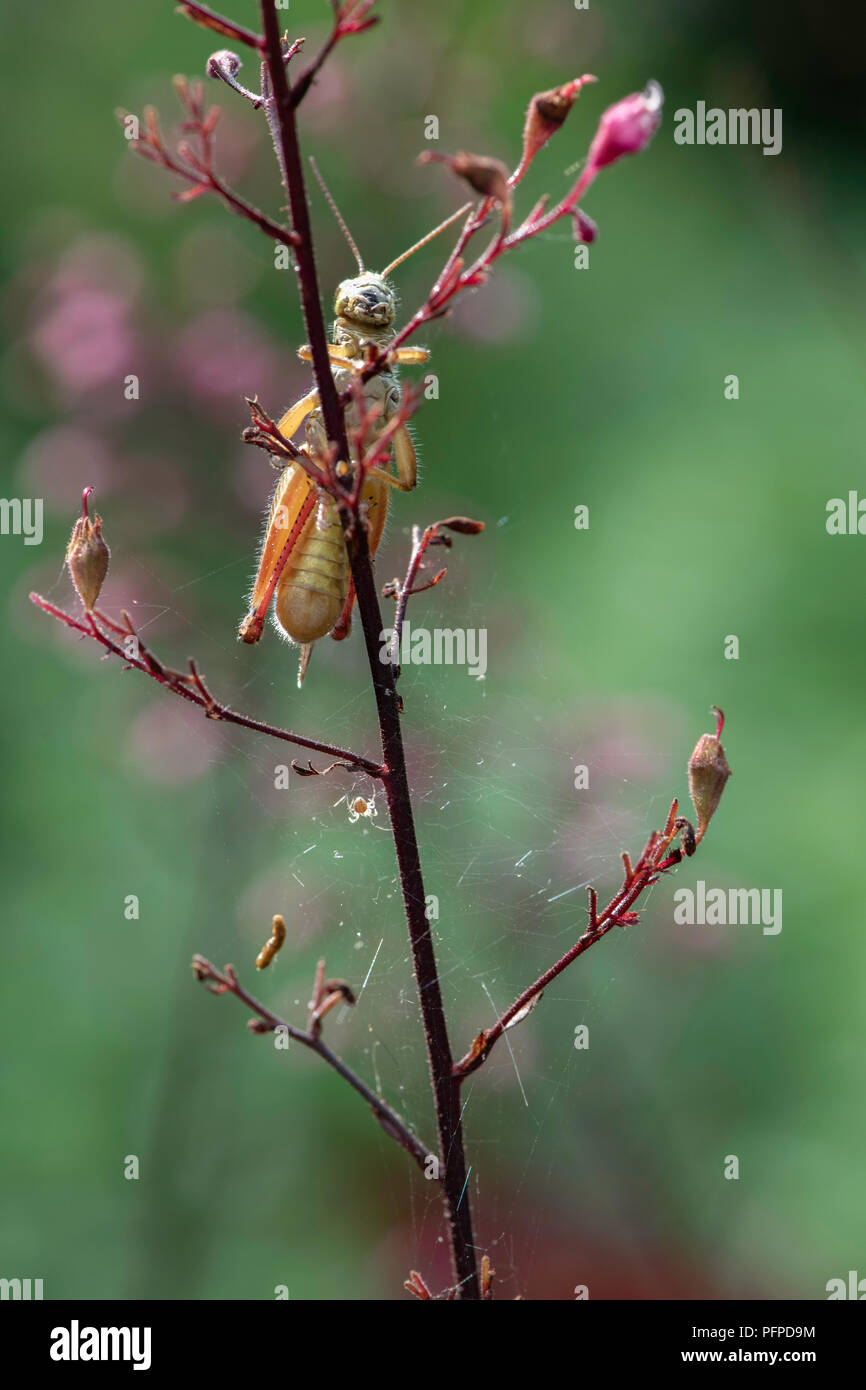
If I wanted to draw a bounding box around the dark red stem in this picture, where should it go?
[257,0,479,1300]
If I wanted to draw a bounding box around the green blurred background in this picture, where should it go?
[2,0,864,1299]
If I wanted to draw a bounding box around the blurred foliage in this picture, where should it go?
[1,0,864,1299]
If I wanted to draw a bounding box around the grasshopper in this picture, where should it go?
[239,168,467,685]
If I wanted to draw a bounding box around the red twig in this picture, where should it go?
[192,956,434,1170]
[454,799,694,1079]
[353,78,662,392]
[386,516,484,675]
[177,1,262,51]
[291,2,380,107]
[127,80,299,250]
[30,594,384,777]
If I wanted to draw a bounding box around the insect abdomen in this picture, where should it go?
[274,496,349,644]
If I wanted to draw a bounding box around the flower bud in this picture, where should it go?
[521,75,596,169]
[439,516,485,535]
[586,79,663,174]
[573,208,597,244]
[66,487,109,611]
[688,708,731,841]
[206,49,241,80]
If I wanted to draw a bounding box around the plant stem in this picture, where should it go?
[454,804,687,1079]
[192,957,434,1171]
[257,0,479,1299]
[29,594,383,776]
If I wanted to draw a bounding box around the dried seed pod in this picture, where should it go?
[688,709,731,841]
[674,816,697,858]
[256,913,287,970]
[322,979,356,1006]
[419,150,510,206]
[438,516,485,535]
[521,76,596,169]
[66,487,109,611]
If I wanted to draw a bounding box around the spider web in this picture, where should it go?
[113,548,677,1301]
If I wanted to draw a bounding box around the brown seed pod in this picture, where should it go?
[322,979,356,1006]
[521,76,596,169]
[418,150,510,206]
[256,914,287,970]
[674,815,697,858]
[66,487,109,611]
[688,709,731,841]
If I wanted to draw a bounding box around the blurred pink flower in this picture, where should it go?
[173,308,290,413]
[31,288,134,395]
[27,234,142,400]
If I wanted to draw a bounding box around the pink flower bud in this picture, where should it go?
[572,208,597,244]
[206,49,241,80]
[586,80,663,174]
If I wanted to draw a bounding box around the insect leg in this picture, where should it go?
[298,344,358,371]
[366,424,418,492]
[276,388,321,440]
[300,344,428,368]
[239,469,318,644]
[331,578,356,641]
[389,347,430,365]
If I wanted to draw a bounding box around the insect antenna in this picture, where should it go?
[308,157,365,272]
[380,202,472,278]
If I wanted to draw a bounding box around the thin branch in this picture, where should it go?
[454,800,696,1079]
[257,9,349,458]
[128,85,300,250]
[386,516,484,676]
[29,594,384,777]
[192,956,434,1171]
[290,2,380,107]
[177,1,263,51]
[353,79,662,392]
[256,0,480,1299]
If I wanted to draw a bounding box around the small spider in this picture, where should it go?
[347,793,377,824]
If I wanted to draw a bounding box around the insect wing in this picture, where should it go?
[239,464,318,643]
